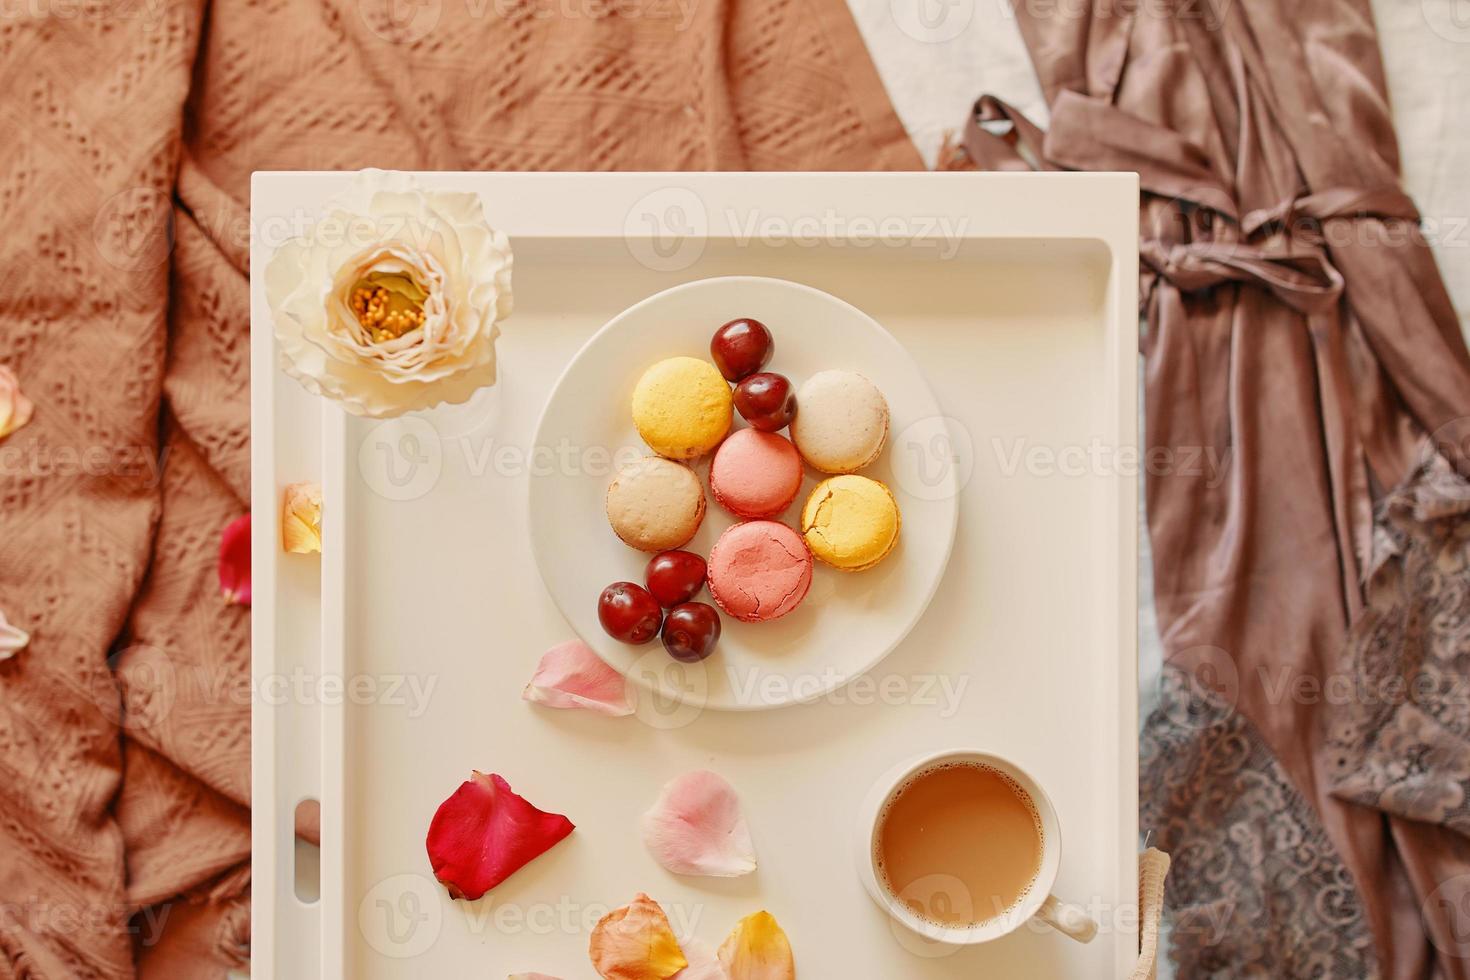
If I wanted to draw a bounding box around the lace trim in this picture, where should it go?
[1142,665,1378,978]
[1326,449,1470,831]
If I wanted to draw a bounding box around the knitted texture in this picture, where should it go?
[0,0,918,974]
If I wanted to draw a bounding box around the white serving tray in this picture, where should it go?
[251,172,1140,979]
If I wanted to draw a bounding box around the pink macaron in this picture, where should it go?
[709,428,804,520]
[706,520,814,623]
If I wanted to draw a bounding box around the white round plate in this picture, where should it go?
[529,276,958,711]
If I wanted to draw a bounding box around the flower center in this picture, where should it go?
[349,270,428,342]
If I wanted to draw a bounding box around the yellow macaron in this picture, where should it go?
[632,356,733,460]
[800,475,901,571]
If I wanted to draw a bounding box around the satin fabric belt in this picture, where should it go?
[964,92,1422,315]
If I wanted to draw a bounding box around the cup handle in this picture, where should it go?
[1036,894,1098,944]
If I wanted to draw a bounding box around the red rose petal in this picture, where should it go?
[219,513,251,605]
[426,772,575,900]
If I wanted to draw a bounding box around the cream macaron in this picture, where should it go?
[632,356,733,460]
[606,455,706,552]
[800,475,901,571]
[789,370,889,473]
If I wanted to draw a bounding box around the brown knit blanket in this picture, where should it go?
[0,2,917,974]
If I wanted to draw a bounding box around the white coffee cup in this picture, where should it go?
[854,749,1098,947]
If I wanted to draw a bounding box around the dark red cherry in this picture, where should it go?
[645,550,708,607]
[598,582,663,644]
[711,318,774,382]
[733,372,797,431]
[661,602,722,662]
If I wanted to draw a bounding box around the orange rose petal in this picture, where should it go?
[717,912,793,980]
[219,513,251,606]
[0,365,34,440]
[282,482,323,554]
[590,893,689,980]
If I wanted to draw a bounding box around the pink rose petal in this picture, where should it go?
[426,772,575,901]
[674,936,730,980]
[219,513,251,606]
[642,770,756,878]
[523,640,634,717]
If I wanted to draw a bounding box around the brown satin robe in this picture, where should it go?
[947,0,1470,976]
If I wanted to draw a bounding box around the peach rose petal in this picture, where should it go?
[219,514,251,606]
[642,771,756,878]
[0,611,29,662]
[0,366,33,440]
[674,936,729,980]
[717,912,794,980]
[426,772,574,901]
[589,893,689,980]
[282,482,323,554]
[523,640,634,717]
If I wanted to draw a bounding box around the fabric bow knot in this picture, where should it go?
[959,92,1423,318]
[1138,238,1343,315]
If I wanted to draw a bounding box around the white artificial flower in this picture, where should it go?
[265,170,512,418]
